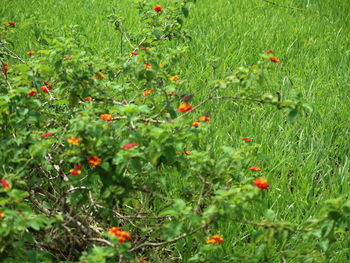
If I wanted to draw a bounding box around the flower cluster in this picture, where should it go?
[269,56,280,63]
[108,227,132,243]
[28,88,37,96]
[254,178,269,190]
[0,179,10,190]
[8,21,15,27]
[206,234,223,244]
[192,115,211,127]
[170,75,179,81]
[154,5,162,13]
[241,137,251,142]
[100,114,113,121]
[88,155,101,166]
[142,89,154,97]
[122,142,138,150]
[41,132,54,139]
[249,166,261,171]
[177,104,193,112]
[70,164,82,176]
[93,71,105,79]
[1,63,9,75]
[68,137,81,145]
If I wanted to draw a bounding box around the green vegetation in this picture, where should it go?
[1,0,349,262]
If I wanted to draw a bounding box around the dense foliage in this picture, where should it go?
[1,1,349,262]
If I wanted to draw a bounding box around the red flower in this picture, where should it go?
[177,104,193,113]
[254,178,269,190]
[206,235,223,244]
[130,51,139,55]
[69,169,81,176]
[264,49,273,54]
[154,5,162,12]
[74,164,82,170]
[85,97,92,102]
[2,67,8,75]
[37,54,42,57]
[144,64,152,69]
[122,142,138,150]
[0,179,10,190]
[40,132,54,138]
[249,166,261,171]
[28,88,37,96]
[269,56,280,63]
[241,137,251,142]
[41,86,49,93]
[8,21,15,27]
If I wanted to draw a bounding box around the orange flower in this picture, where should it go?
[130,51,138,55]
[154,5,162,12]
[184,149,192,155]
[249,166,261,171]
[142,89,154,97]
[85,97,92,102]
[241,137,251,142]
[41,86,49,93]
[254,178,269,190]
[108,227,131,243]
[0,211,4,218]
[8,21,15,27]
[100,114,113,121]
[28,88,37,96]
[199,115,211,122]
[88,155,101,166]
[68,137,81,145]
[27,51,35,55]
[93,71,105,79]
[0,179,10,190]
[206,235,223,245]
[118,231,132,243]
[63,56,73,60]
[144,64,152,69]
[122,142,138,150]
[177,104,193,113]
[269,56,280,63]
[170,75,179,81]
[98,71,105,78]
[109,227,121,236]
[69,169,81,176]
[192,120,200,128]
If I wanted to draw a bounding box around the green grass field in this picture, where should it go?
[2,0,350,261]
